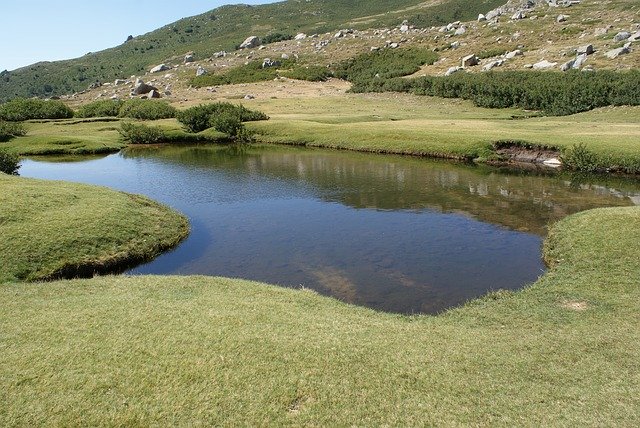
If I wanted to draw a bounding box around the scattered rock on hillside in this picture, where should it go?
[147,90,161,99]
[244,94,255,100]
[577,44,594,55]
[454,26,467,36]
[196,66,208,77]
[613,31,631,42]
[262,58,281,68]
[213,51,227,58]
[505,49,524,59]
[445,66,464,76]
[478,14,487,22]
[240,36,261,49]
[512,11,526,20]
[605,44,631,59]
[556,15,568,23]
[483,59,504,71]
[132,79,157,95]
[295,33,307,40]
[462,54,479,67]
[184,53,195,63]
[629,31,640,42]
[114,79,127,86]
[533,59,558,69]
[150,64,171,73]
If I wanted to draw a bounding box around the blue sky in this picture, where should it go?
[0,0,276,71]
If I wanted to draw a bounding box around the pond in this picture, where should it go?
[20,145,640,314]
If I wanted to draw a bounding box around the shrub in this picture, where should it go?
[0,98,74,121]
[561,143,601,173]
[335,47,438,83]
[191,58,296,87]
[118,99,176,120]
[283,66,333,82]
[119,122,166,144]
[0,149,20,174]
[75,99,123,118]
[0,121,27,142]
[177,103,268,133]
[210,112,244,137]
[262,33,293,44]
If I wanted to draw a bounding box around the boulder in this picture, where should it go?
[478,14,487,22]
[244,94,255,100]
[613,31,631,42]
[294,33,307,40]
[629,31,640,42]
[114,79,127,86]
[560,59,575,71]
[511,11,526,20]
[573,53,588,69]
[461,54,479,67]
[454,26,467,36]
[605,45,631,59]
[450,41,460,49]
[577,44,594,55]
[389,42,400,49]
[240,36,261,49]
[505,49,523,59]
[594,26,612,36]
[556,15,568,23]
[445,66,464,76]
[196,66,208,77]
[483,60,504,71]
[281,53,290,60]
[150,64,171,73]
[213,51,227,58]
[184,53,195,63]
[533,60,558,69]
[132,79,157,95]
[147,90,161,99]
[262,58,281,68]
[486,10,501,21]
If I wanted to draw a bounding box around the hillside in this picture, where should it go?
[0,0,506,102]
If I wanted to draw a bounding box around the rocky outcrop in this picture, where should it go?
[150,64,171,73]
[196,66,208,77]
[132,79,157,95]
[462,54,479,67]
[605,44,631,59]
[533,60,557,70]
[239,36,261,49]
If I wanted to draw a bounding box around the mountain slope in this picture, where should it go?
[0,0,506,101]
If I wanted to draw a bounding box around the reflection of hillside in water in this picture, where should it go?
[123,145,639,235]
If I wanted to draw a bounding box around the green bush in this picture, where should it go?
[0,149,20,174]
[191,58,296,87]
[75,99,123,118]
[0,121,27,142]
[210,113,244,137]
[283,66,333,82]
[561,143,601,173]
[177,102,268,133]
[262,33,293,44]
[118,99,176,120]
[335,47,438,82]
[350,69,640,116]
[119,122,166,144]
[0,98,74,121]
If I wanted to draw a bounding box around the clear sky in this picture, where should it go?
[0,0,276,72]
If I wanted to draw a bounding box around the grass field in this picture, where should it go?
[0,175,189,282]
[1,206,639,425]
[247,94,640,170]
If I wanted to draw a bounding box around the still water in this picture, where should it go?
[20,145,640,314]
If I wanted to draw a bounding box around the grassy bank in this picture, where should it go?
[0,175,189,282]
[247,94,640,172]
[1,205,639,425]
[0,118,226,156]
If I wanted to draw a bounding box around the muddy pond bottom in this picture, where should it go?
[20,145,640,314]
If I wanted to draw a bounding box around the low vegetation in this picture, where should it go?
[176,102,269,133]
[0,175,189,282]
[0,149,20,174]
[335,47,439,82]
[75,99,123,118]
[351,70,640,116]
[117,99,177,120]
[118,122,166,144]
[0,98,74,121]
[1,204,639,424]
[191,58,297,86]
[0,121,27,141]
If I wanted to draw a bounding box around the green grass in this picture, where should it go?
[1,205,639,425]
[0,175,189,282]
[246,94,640,171]
[1,118,227,155]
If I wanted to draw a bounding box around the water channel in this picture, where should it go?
[20,145,640,314]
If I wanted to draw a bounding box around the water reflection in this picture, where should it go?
[21,145,640,314]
